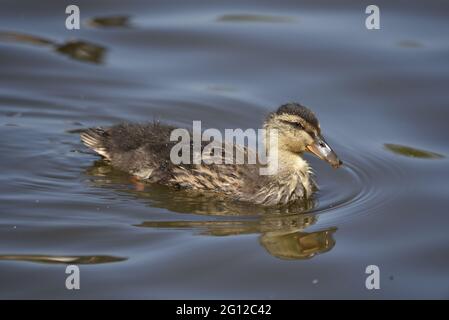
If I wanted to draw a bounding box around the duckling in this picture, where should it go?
[81,102,342,206]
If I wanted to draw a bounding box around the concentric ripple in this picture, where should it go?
[309,141,406,224]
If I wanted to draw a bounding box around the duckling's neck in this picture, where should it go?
[266,144,313,195]
[274,146,310,175]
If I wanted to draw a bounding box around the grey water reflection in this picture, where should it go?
[384,143,444,159]
[216,14,295,23]
[0,255,127,265]
[86,15,132,28]
[0,31,106,64]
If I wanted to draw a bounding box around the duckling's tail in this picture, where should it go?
[80,127,111,160]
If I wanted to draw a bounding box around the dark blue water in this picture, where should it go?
[0,0,448,298]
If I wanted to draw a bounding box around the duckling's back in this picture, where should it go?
[81,121,259,186]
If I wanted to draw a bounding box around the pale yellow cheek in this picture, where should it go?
[305,136,314,146]
[279,130,313,152]
[297,132,313,144]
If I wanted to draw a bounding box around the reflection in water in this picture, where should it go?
[397,40,423,48]
[217,14,295,23]
[86,15,131,28]
[56,41,105,64]
[384,143,444,159]
[0,31,53,46]
[86,160,336,260]
[0,255,127,265]
[137,215,336,260]
[0,31,106,64]
[206,85,238,93]
[260,229,336,260]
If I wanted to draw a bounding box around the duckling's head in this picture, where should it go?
[265,102,342,168]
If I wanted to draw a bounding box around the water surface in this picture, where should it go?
[1,0,449,299]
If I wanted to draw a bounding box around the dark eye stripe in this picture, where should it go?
[280,120,304,129]
[306,131,316,137]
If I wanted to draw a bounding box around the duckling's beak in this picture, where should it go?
[306,135,342,168]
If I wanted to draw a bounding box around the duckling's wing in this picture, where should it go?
[81,122,177,169]
[168,143,261,192]
[80,127,111,159]
[81,124,263,192]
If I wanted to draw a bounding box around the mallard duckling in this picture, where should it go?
[81,102,342,206]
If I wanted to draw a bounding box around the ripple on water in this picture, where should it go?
[310,141,407,224]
